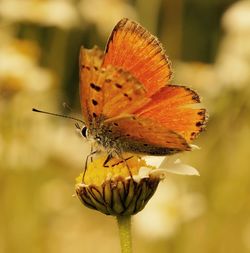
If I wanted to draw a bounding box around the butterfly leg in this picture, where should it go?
[116,151,134,179]
[82,149,97,183]
[103,153,113,167]
[103,154,134,167]
[111,156,133,167]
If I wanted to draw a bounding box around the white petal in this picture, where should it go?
[165,163,200,176]
[144,156,165,167]
[159,156,176,168]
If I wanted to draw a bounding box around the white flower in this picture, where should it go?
[0,39,53,94]
[0,0,79,29]
[2,116,89,170]
[215,0,250,90]
[75,152,200,216]
[79,0,137,37]
[222,0,250,34]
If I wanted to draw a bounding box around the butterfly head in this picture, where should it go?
[75,123,89,140]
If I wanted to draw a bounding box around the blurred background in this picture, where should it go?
[0,0,250,252]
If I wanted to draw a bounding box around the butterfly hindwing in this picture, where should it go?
[103,18,172,97]
[135,85,208,141]
[105,116,190,155]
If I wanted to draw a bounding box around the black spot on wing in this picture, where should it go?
[90,83,101,92]
[123,93,132,101]
[196,121,203,127]
[198,110,205,116]
[92,99,98,106]
[191,132,196,138]
[115,83,122,89]
[81,65,90,70]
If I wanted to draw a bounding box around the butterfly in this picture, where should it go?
[79,18,207,164]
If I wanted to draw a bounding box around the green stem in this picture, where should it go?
[117,215,132,253]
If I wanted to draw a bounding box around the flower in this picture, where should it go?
[79,0,137,37]
[75,154,199,216]
[215,0,250,90]
[222,0,250,34]
[0,38,53,96]
[0,0,79,29]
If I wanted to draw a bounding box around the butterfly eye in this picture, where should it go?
[81,126,88,138]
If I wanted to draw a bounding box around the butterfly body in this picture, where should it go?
[79,18,207,158]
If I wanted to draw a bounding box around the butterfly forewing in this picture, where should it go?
[102,70,149,119]
[103,18,172,97]
[79,46,149,126]
[79,46,105,127]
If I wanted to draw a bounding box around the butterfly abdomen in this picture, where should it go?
[118,140,183,155]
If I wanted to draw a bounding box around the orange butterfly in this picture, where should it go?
[79,18,207,160]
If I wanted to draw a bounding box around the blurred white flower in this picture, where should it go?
[4,116,89,170]
[79,0,137,37]
[175,1,250,98]
[215,0,250,90]
[222,0,250,34]
[134,179,206,239]
[0,0,79,29]
[0,39,53,95]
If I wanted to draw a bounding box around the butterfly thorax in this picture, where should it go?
[88,119,123,154]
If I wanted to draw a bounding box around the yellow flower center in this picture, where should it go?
[76,154,154,185]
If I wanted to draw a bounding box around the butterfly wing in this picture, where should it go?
[104,116,190,155]
[80,19,206,154]
[134,85,207,141]
[79,46,149,127]
[103,18,172,97]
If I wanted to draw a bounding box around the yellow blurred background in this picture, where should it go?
[1,0,250,252]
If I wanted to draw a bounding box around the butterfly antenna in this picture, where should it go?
[32,108,85,124]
